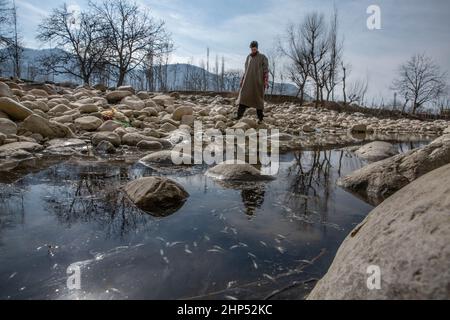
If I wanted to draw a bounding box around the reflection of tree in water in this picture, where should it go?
[240,184,266,217]
[44,163,156,238]
[0,185,26,245]
[283,149,335,227]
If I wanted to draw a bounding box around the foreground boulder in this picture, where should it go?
[206,162,275,181]
[23,114,74,138]
[139,150,192,166]
[0,141,44,154]
[308,163,450,300]
[354,141,398,162]
[0,97,33,121]
[124,177,189,216]
[338,135,450,205]
[75,116,103,131]
[105,90,132,103]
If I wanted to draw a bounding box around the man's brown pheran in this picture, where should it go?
[236,52,269,110]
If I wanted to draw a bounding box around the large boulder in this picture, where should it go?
[354,141,398,162]
[0,118,17,135]
[122,133,170,148]
[124,177,189,216]
[338,135,450,205]
[75,116,103,131]
[23,114,74,139]
[98,120,122,132]
[206,162,275,181]
[0,97,33,121]
[308,163,450,300]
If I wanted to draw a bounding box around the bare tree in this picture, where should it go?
[7,0,22,78]
[346,77,368,105]
[391,53,447,114]
[303,12,329,106]
[91,0,170,87]
[37,4,108,85]
[279,23,311,104]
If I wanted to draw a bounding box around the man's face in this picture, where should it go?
[251,46,258,54]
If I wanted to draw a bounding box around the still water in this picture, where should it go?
[0,141,427,300]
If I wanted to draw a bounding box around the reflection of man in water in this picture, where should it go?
[241,186,266,216]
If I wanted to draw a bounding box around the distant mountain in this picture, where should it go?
[0,47,306,97]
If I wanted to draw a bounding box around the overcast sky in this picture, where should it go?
[15,0,450,100]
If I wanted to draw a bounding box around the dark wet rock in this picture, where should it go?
[23,114,74,138]
[0,97,34,121]
[124,177,189,216]
[136,140,163,151]
[95,140,116,154]
[0,141,44,153]
[0,118,17,135]
[92,132,121,147]
[206,162,275,181]
[350,124,367,133]
[44,138,88,155]
[338,134,450,205]
[308,163,450,300]
[354,141,398,162]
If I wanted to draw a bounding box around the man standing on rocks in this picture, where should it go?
[235,41,269,124]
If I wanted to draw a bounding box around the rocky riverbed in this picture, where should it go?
[0,78,449,300]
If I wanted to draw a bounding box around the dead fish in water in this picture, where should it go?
[184,245,193,254]
[213,245,225,251]
[230,228,238,235]
[259,241,267,247]
[238,242,248,248]
[263,274,276,282]
[275,246,286,254]
[276,234,286,240]
[204,235,211,241]
[229,245,239,250]
[224,295,238,300]
[208,249,223,253]
[160,249,164,256]
[227,281,238,289]
[193,242,198,247]
[163,256,169,264]
[247,252,257,259]
[220,227,229,234]
[9,272,17,279]
[156,237,165,243]
[167,241,184,248]
[297,259,313,265]
[251,259,258,270]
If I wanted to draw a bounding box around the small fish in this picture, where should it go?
[224,295,238,300]
[247,252,257,259]
[193,242,198,247]
[238,242,248,248]
[184,245,192,254]
[160,249,164,256]
[110,288,121,293]
[156,237,165,242]
[263,274,276,282]
[213,245,224,251]
[208,249,223,253]
[204,235,210,241]
[227,281,237,289]
[259,241,267,247]
[9,272,17,279]
[251,259,258,270]
[220,227,229,234]
[275,246,286,254]
[167,242,183,248]
[163,256,169,264]
[276,234,286,239]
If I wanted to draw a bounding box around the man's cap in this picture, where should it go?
[250,41,258,48]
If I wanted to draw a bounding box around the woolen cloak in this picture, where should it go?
[236,52,269,110]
